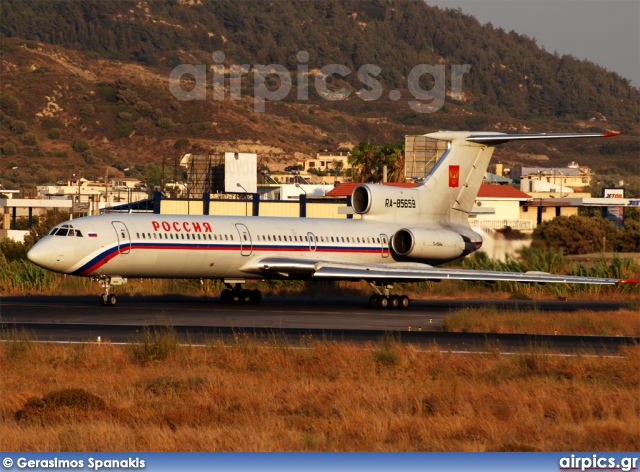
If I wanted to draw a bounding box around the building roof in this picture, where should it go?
[477,185,531,200]
[485,172,513,184]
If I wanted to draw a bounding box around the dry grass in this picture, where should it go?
[443,308,640,336]
[1,334,638,452]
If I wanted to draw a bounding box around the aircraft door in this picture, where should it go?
[235,223,252,256]
[380,233,389,258]
[111,221,131,254]
[307,232,316,252]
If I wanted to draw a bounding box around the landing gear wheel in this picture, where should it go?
[100,294,108,306]
[240,289,253,304]
[250,289,262,304]
[220,289,232,304]
[399,295,410,309]
[390,295,400,309]
[377,296,389,309]
[107,293,117,307]
[369,294,379,309]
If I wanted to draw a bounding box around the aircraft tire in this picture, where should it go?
[100,294,108,306]
[241,290,253,304]
[377,296,389,309]
[107,294,117,307]
[368,294,379,309]
[220,289,232,304]
[390,295,400,309]
[400,295,410,309]
[250,289,262,304]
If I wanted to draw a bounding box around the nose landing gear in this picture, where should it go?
[95,276,126,307]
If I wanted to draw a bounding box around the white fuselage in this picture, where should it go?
[27,213,478,279]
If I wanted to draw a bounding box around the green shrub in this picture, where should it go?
[151,108,163,120]
[173,138,189,150]
[0,93,21,116]
[20,132,36,145]
[79,103,95,116]
[134,118,150,134]
[1,142,16,155]
[134,100,153,116]
[157,117,173,129]
[47,128,61,139]
[72,139,90,152]
[10,120,28,134]
[83,149,94,164]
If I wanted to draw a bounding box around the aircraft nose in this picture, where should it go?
[27,240,58,270]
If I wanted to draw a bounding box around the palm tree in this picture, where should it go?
[348,141,378,182]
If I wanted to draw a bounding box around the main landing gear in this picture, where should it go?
[220,282,262,304]
[368,282,410,310]
[95,276,125,307]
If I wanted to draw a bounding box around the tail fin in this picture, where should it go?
[418,131,619,224]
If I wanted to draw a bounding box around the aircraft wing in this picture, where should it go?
[246,258,638,285]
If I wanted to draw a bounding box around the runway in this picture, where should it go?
[1,295,636,353]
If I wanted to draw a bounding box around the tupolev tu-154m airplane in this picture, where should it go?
[27,131,637,308]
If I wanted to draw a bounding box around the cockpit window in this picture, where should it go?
[56,228,69,236]
[49,228,58,235]
[75,230,83,237]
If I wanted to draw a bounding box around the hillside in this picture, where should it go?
[0,0,638,193]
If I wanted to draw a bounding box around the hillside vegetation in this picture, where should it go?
[0,0,638,191]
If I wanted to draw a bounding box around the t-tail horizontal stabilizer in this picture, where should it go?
[417,131,621,223]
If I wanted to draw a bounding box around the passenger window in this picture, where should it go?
[294,236,297,241]
[170,234,173,239]
[225,234,228,240]
[154,233,157,239]
[341,237,345,242]
[230,235,233,240]
[244,235,247,241]
[304,236,308,242]
[142,233,145,239]
[377,238,380,243]
[278,236,282,241]
[268,235,271,241]
[136,233,140,238]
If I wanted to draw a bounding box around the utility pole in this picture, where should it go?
[105,167,109,209]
